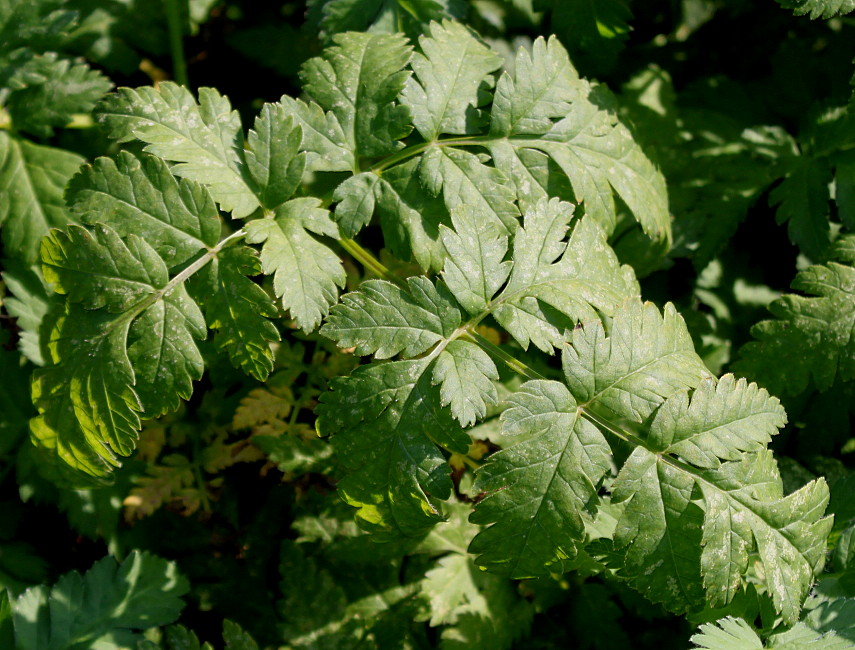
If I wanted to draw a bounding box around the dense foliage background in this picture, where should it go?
[1,0,854,648]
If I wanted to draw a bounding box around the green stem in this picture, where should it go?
[461,329,545,381]
[370,135,486,173]
[457,453,481,470]
[339,238,405,287]
[0,110,93,130]
[191,432,212,513]
[164,0,189,87]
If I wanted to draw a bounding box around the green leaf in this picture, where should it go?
[317,358,470,538]
[222,620,259,650]
[0,132,84,264]
[774,0,855,18]
[126,279,206,417]
[700,453,830,622]
[471,301,828,621]
[277,539,420,647]
[469,379,612,577]
[1,259,51,364]
[735,236,855,395]
[31,222,211,477]
[322,276,462,359]
[42,224,170,313]
[316,0,465,41]
[769,157,832,261]
[41,225,206,416]
[534,0,631,65]
[691,617,764,649]
[439,206,512,316]
[492,199,639,352]
[487,37,670,242]
[646,374,786,469]
[300,32,413,159]
[419,146,519,234]
[489,35,583,138]
[401,20,502,141]
[767,595,855,648]
[0,0,75,56]
[95,82,259,218]
[333,172,379,237]
[12,551,188,650]
[30,303,141,480]
[244,103,306,211]
[276,96,354,172]
[562,301,712,422]
[432,340,499,427]
[420,552,485,626]
[30,219,276,481]
[0,590,12,649]
[191,246,280,381]
[66,151,222,267]
[245,197,345,333]
[612,446,707,610]
[4,52,111,137]
[374,158,451,272]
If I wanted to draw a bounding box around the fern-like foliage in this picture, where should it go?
[735,235,855,396]
[318,198,637,536]
[30,149,280,482]
[774,0,855,19]
[31,26,666,485]
[315,23,670,268]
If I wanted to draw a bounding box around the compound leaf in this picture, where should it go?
[96,82,259,218]
[735,236,855,396]
[471,301,830,622]
[487,37,669,242]
[12,551,188,650]
[32,223,210,478]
